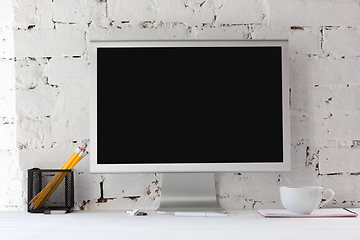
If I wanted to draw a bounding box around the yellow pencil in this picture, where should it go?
[61,147,82,169]
[69,149,88,169]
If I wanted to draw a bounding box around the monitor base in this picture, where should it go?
[155,173,225,215]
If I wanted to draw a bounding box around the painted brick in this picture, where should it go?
[107,0,214,26]
[0,60,15,90]
[17,115,53,149]
[53,0,105,24]
[74,173,160,210]
[213,0,265,25]
[13,0,37,27]
[320,147,360,174]
[322,112,360,140]
[252,25,290,39]
[292,85,360,112]
[89,22,192,40]
[46,57,89,86]
[0,124,16,149]
[0,29,15,58]
[15,57,48,90]
[0,1,14,26]
[0,92,16,118]
[268,0,360,26]
[288,27,321,57]
[107,0,264,27]
[14,25,86,58]
[0,149,23,210]
[34,0,54,29]
[290,58,360,86]
[191,25,249,40]
[324,27,360,58]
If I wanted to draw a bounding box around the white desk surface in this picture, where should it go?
[1,209,359,240]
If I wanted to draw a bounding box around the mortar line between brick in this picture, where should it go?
[320,26,324,52]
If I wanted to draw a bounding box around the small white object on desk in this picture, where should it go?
[125,209,147,216]
[125,209,140,216]
[175,212,229,217]
[43,209,67,214]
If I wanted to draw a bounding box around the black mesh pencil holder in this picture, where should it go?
[28,168,74,213]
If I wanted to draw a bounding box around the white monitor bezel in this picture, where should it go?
[89,40,291,173]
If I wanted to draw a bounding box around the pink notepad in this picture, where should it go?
[258,208,358,218]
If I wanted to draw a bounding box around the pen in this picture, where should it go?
[174,212,229,217]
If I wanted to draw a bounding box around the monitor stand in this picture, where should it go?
[155,173,224,215]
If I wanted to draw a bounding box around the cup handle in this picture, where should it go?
[318,188,335,208]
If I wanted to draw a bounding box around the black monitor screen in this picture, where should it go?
[96,46,283,164]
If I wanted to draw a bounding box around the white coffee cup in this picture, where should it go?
[280,186,335,215]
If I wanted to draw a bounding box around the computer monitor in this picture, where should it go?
[89,40,290,213]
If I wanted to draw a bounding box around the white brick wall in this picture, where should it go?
[0,0,23,210]
[325,27,360,58]
[15,25,87,58]
[1,0,359,210]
